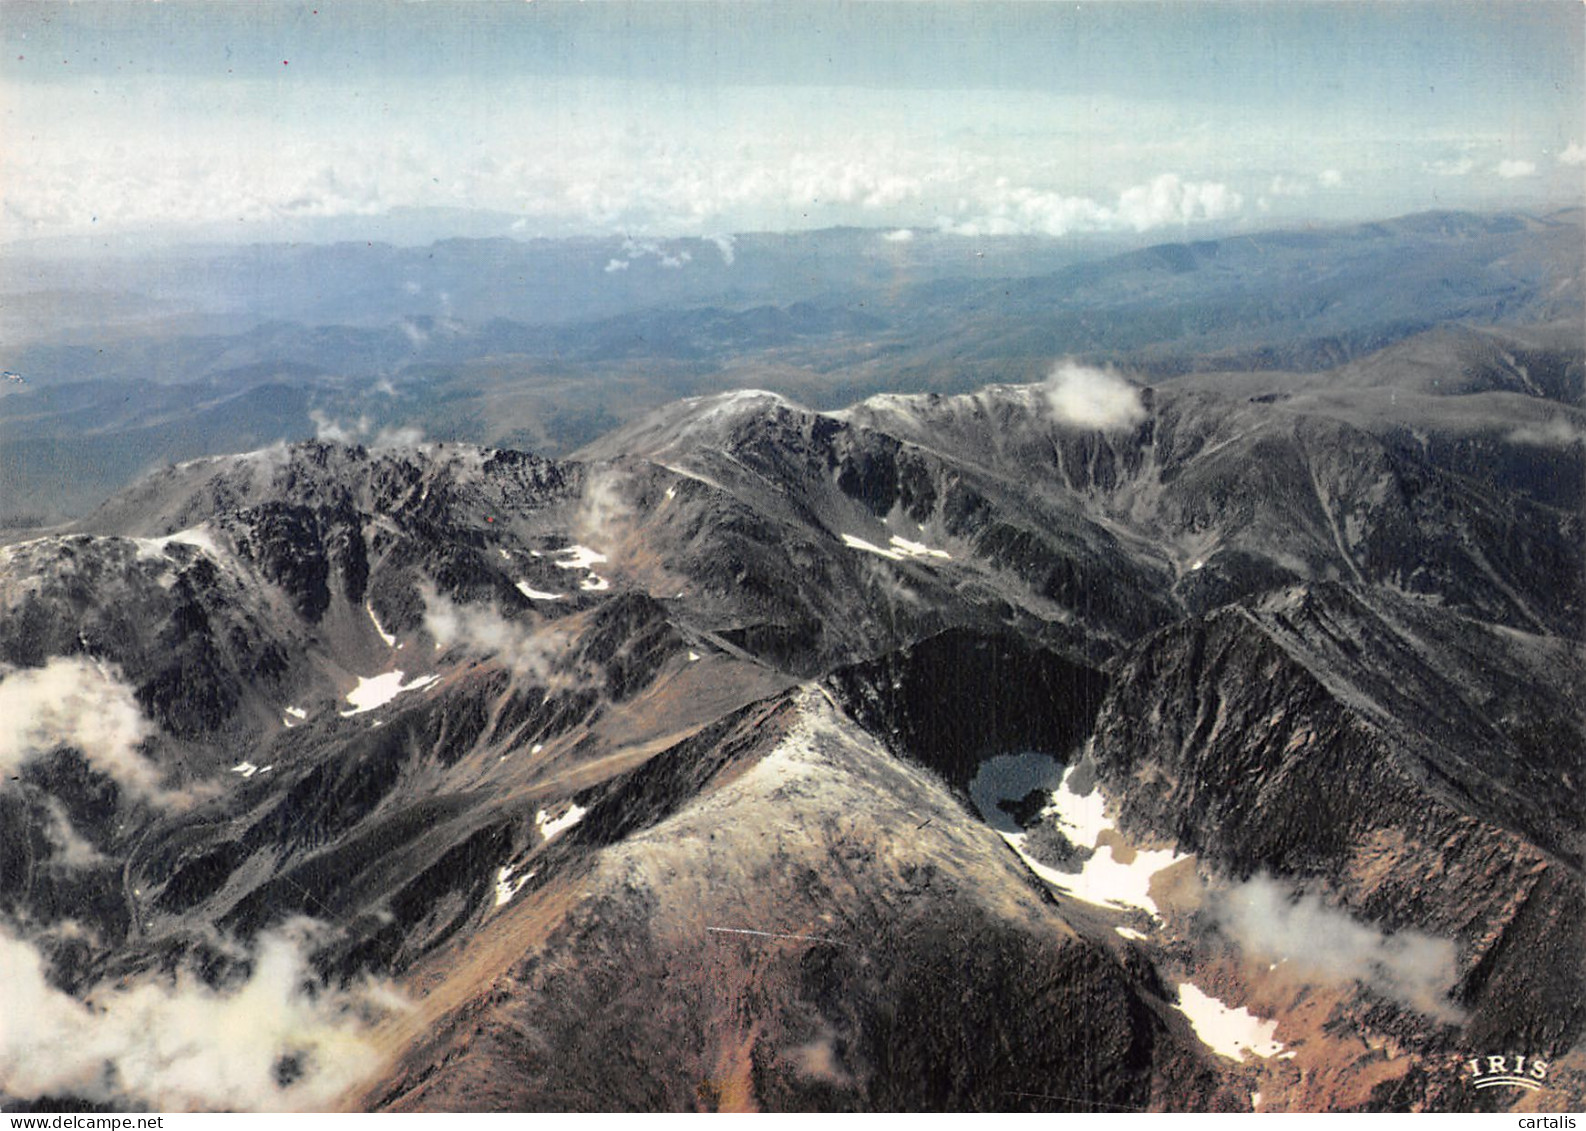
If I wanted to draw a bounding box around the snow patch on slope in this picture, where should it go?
[841,534,907,561]
[339,671,440,716]
[536,804,587,842]
[841,533,951,562]
[1173,983,1289,1061]
[132,525,224,562]
[887,534,951,560]
[550,545,610,593]
[494,865,536,908]
[552,545,608,571]
[969,754,1188,919]
[366,602,398,648]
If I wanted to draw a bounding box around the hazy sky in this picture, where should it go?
[2,1,1582,244]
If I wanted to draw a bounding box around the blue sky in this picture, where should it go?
[2,1,1581,243]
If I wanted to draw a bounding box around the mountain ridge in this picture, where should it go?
[0,272,1582,1110]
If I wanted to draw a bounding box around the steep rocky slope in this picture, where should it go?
[0,322,1580,1111]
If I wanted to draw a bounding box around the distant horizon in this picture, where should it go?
[3,1,1581,249]
[4,198,1582,259]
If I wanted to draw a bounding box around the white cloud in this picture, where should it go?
[1105,175,1239,232]
[1212,875,1460,1020]
[371,425,425,448]
[1507,417,1585,446]
[947,173,1240,238]
[575,467,633,545]
[311,414,352,442]
[1114,174,1243,231]
[1425,156,1477,177]
[0,78,1262,243]
[707,233,737,265]
[41,799,106,868]
[397,319,429,349]
[882,228,915,242]
[6,65,1561,245]
[1317,168,1344,187]
[0,920,403,1110]
[0,658,177,807]
[787,1031,853,1087]
[309,412,418,447]
[309,411,369,443]
[613,238,696,271]
[1267,175,1311,198]
[1495,159,1537,179]
[422,587,580,686]
[1558,142,1585,166]
[1042,360,1147,431]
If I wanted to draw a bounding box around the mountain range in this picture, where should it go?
[0,209,1581,1112]
[2,209,1579,524]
